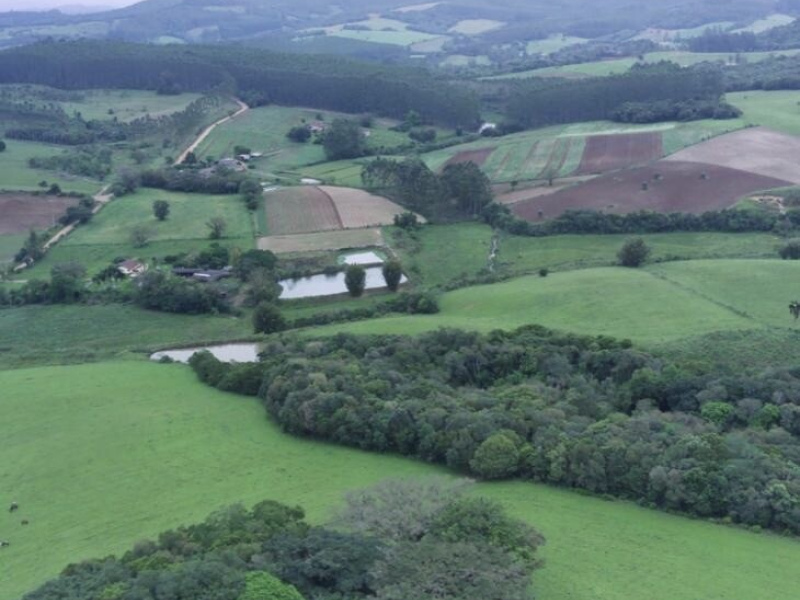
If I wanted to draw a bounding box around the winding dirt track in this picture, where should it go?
[174,98,249,165]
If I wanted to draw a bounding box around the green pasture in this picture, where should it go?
[2,361,799,600]
[307,266,759,342]
[0,305,253,369]
[448,19,505,35]
[727,90,800,136]
[57,89,203,123]
[0,139,101,194]
[731,13,795,34]
[526,34,587,55]
[329,29,438,46]
[193,106,409,176]
[297,159,369,187]
[0,233,24,264]
[489,49,800,80]
[24,189,254,277]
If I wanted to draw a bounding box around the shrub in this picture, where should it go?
[153,200,170,221]
[253,302,286,334]
[538,268,549,277]
[344,265,366,297]
[382,260,403,292]
[618,237,651,267]
[780,238,800,259]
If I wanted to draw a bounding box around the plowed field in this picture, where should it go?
[576,132,663,175]
[512,161,790,221]
[264,187,343,235]
[0,193,78,234]
[320,186,416,228]
[442,147,495,169]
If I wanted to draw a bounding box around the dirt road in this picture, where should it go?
[174,98,249,165]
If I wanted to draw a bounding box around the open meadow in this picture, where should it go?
[0,139,101,195]
[56,89,203,123]
[728,90,800,136]
[2,361,799,600]
[25,188,255,277]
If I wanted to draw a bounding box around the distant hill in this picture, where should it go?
[0,0,793,50]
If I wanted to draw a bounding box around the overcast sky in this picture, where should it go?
[0,0,140,11]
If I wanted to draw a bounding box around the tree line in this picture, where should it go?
[191,326,800,536]
[20,479,543,600]
[0,41,480,127]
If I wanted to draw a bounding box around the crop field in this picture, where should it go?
[258,228,385,254]
[297,159,368,188]
[263,187,342,235]
[0,139,101,194]
[442,147,496,168]
[0,193,77,234]
[512,161,790,221]
[576,132,663,174]
[3,362,799,600]
[320,185,413,228]
[665,127,800,184]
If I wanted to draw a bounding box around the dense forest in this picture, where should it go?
[0,41,479,126]
[191,327,800,536]
[22,479,544,600]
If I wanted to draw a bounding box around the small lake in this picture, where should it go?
[341,251,384,266]
[151,343,261,364]
[279,266,407,300]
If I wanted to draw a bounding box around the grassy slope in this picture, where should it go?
[0,233,24,264]
[0,140,101,195]
[26,188,255,277]
[58,89,202,123]
[2,362,799,600]
[727,90,800,136]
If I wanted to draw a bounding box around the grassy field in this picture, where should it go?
[727,90,800,136]
[490,49,800,80]
[0,139,101,195]
[58,89,203,123]
[306,266,760,342]
[0,233,24,264]
[2,361,799,600]
[193,106,410,178]
[26,188,255,277]
[526,34,587,55]
[0,305,254,369]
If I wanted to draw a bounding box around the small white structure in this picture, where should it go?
[479,122,497,135]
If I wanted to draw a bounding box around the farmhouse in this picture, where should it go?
[118,259,147,278]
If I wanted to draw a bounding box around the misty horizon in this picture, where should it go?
[0,0,139,12]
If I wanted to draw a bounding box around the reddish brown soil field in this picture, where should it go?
[0,194,78,234]
[264,187,343,235]
[576,132,663,175]
[512,161,791,221]
[443,147,495,169]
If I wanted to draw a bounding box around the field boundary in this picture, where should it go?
[315,186,346,229]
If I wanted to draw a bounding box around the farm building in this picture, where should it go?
[118,260,147,278]
[172,267,232,283]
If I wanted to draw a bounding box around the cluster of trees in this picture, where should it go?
[611,98,741,123]
[29,146,112,179]
[362,158,493,218]
[22,478,543,600]
[0,41,480,127]
[192,326,800,535]
[688,28,759,53]
[482,204,782,237]
[505,64,727,128]
[723,54,800,92]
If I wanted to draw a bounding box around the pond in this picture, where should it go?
[150,343,261,364]
[279,266,407,300]
[340,250,384,266]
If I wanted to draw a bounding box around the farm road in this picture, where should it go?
[175,98,249,165]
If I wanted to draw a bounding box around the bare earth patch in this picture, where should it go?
[258,228,384,254]
[576,132,663,175]
[665,127,800,184]
[264,187,343,235]
[0,194,78,234]
[512,161,791,221]
[320,186,421,228]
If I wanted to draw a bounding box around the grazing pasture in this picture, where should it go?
[3,362,799,600]
[665,127,800,184]
[512,161,790,221]
[526,34,587,55]
[0,139,101,194]
[57,89,203,123]
[0,233,24,264]
[448,19,505,34]
[0,193,77,234]
[576,132,663,175]
[258,228,384,254]
[263,187,342,235]
[727,91,800,136]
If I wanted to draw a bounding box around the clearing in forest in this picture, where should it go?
[576,132,663,175]
[665,127,800,184]
[512,161,790,221]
